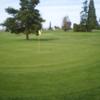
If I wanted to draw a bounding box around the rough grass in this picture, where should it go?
[0,30,100,100]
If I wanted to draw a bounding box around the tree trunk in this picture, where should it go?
[26,33,29,40]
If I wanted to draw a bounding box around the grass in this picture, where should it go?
[0,30,100,100]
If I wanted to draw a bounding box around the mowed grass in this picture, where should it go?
[0,30,100,100]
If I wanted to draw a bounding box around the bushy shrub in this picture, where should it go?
[73,24,87,32]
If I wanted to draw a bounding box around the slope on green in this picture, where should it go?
[0,30,100,100]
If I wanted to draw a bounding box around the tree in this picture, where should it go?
[62,16,71,31]
[80,0,88,31]
[98,18,100,26]
[87,0,98,31]
[73,0,88,32]
[3,0,44,40]
[77,0,98,32]
[48,22,52,30]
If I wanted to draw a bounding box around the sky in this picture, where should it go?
[0,0,100,29]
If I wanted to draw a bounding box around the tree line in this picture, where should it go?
[48,16,71,31]
[1,0,100,40]
[74,0,99,32]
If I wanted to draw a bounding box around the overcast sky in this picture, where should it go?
[0,0,100,28]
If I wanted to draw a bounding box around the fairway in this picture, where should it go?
[0,30,100,100]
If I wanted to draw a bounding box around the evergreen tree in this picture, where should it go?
[80,0,88,26]
[3,0,44,40]
[87,0,98,31]
[48,22,52,30]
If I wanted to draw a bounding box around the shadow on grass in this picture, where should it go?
[16,37,58,42]
[33,38,58,41]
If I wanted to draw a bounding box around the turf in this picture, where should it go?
[0,30,100,100]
